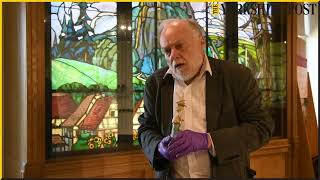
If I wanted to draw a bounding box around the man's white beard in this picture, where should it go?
[173,70,194,83]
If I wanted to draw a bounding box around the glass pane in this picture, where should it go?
[131,3,156,144]
[50,2,118,154]
[238,2,287,137]
[208,2,225,60]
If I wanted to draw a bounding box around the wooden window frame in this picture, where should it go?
[24,3,299,178]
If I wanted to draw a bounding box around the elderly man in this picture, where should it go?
[138,18,274,178]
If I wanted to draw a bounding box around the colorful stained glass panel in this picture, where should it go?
[50,2,119,153]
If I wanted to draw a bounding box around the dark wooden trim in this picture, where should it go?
[44,2,53,160]
[286,3,298,178]
[224,2,238,62]
[154,2,158,69]
[25,3,46,178]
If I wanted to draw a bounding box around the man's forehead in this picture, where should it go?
[163,21,189,32]
[160,37,184,48]
[160,25,188,46]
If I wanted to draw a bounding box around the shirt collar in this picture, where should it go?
[163,54,212,80]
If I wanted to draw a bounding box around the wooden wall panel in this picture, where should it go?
[43,150,154,178]
[250,139,289,178]
[295,95,315,178]
[251,153,287,178]
[306,76,318,158]
[39,139,290,178]
[25,3,46,178]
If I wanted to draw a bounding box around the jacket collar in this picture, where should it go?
[160,58,223,134]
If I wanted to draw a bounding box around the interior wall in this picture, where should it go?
[296,3,318,124]
[3,2,27,178]
[304,5,318,123]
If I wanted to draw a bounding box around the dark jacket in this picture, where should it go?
[138,58,274,178]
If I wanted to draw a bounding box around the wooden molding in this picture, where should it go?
[251,138,289,156]
[286,3,298,178]
[25,3,46,177]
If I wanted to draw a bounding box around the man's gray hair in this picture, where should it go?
[158,18,205,38]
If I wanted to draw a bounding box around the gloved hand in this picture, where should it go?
[157,135,174,160]
[168,130,209,158]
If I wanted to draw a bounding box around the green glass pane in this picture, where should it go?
[51,2,117,91]
[238,2,286,137]
[207,2,225,60]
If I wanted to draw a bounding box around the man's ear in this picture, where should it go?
[201,36,205,44]
[200,36,205,48]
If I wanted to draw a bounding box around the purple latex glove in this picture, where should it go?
[157,136,174,160]
[167,130,209,158]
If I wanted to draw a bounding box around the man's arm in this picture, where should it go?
[138,75,170,170]
[210,65,274,165]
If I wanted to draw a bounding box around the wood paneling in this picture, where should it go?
[250,139,289,178]
[286,4,297,177]
[25,3,46,178]
[251,153,287,178]
[295,89,315,178]
[40,139,291,178]
[306,76,318,158]
[288,3,316,178]
[44,150,154,178]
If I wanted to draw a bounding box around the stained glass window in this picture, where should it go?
[238,2,287,137]
[48,2,287,156]
[130,2,226,142]
[50,2,118,154]
[131,3,156,135]
[49,2,226,155]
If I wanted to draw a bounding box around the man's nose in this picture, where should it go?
[169,48,179,62]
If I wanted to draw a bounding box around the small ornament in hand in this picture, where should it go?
[171,100,186,137]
